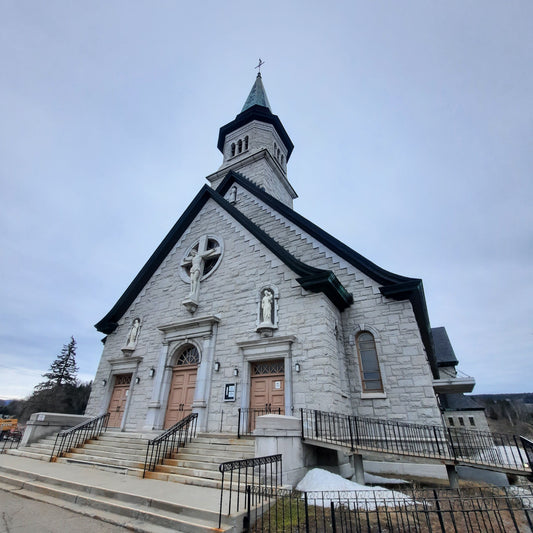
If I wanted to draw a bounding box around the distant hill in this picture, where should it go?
[470,393,533,437]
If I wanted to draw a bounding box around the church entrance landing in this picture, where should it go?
[249,359,285,430]
[107,373,132,428]
[164,345,199,429]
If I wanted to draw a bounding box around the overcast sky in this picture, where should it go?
[1,1,531,400]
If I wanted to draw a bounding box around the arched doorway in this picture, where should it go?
[164,344,199,428]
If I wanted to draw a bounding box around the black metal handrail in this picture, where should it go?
[218,454,282,529]
[301,409,532,474]
[143,412,198,477]
[238,406,282,438]
[50,412,110,461]
[1,431,22,453]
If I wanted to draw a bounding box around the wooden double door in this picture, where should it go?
[107,374,132,428]
[164,364,197,429]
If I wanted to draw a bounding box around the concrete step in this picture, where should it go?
[178,446,254,459]
[7,448,51,462]
[0,466,236,532]
[67,446,146,462]
[144,470,223,490]
[163,458,221,471]
[88,437,148,449]
[62,451,144,470]
[186,442,254,453]
[156,464,222,480]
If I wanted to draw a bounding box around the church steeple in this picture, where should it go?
[241,73,271,112]
[208,74,297,207]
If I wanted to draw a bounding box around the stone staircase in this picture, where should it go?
[9,430,256,488]
[3,431,256,531]
[0,454,241,532]
[145,433,255,488]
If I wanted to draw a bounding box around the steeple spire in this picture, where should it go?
[241,72,271,112]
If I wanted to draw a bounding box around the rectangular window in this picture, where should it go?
[469,417,475,426]
[458,417,465,426]
[448,417,454,426]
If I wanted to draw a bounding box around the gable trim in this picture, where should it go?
[95,186,352,334]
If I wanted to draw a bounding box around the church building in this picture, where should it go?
[86,74,471,435]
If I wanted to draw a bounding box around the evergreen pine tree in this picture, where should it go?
[37,336,79,390]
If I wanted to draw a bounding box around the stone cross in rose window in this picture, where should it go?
[181,235,221,301]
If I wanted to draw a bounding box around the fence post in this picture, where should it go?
[304,492,310,533]
[238,408,242,439]
[330,501,337,533]
[242,485,251,533]
[300,409,305,441]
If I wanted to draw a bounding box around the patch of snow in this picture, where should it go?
[295,469,415,509]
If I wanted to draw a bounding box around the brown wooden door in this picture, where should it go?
[249,360,285,430]
[164,365,197,429]
[107,374,132,428]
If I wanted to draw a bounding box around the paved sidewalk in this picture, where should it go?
[0,490,129,533]
[0,453,222,513]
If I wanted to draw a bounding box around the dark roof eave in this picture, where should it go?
[216,172,415,286]
[297,271,354,310]
[380,282,439,379]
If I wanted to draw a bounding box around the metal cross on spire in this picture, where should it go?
[255,58,265,75]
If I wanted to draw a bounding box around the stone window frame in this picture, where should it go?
[170,342,202,367]
[351,324,386,399]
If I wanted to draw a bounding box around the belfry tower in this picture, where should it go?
[206,73,297,208]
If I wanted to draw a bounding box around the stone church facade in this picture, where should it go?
[86,74,459,434]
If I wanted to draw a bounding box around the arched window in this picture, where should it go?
[238,139,243,153]
[231,143,236,157]
[356,332,383,392]
[277,148,280,159]
[281,154,284,165]
[175,344,200,366]
[244,136,249,150]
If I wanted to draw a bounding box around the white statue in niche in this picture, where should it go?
[261,289,274,324]
[229,186,237,204]
[125,318,141,349]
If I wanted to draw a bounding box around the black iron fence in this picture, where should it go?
[301,409,531,474]
[243,485,533,533]
[218,454,282,529]
[1,431,22,453]
[143,412,197,477]
[50,412,110,461]
[238,407,282,438]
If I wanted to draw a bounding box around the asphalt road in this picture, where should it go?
[0,490,130,533]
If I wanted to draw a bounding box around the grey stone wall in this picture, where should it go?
[87,172,443,432]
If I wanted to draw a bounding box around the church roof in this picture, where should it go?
[241,73,271,112]
[432,327,459,367]
[95,178,353,334]
[440,393,484,411]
